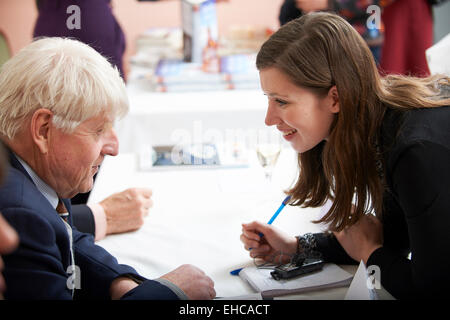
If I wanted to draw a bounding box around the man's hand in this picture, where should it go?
[99,188,153,235]
[333,214,383,264]
[110,277,139,300]
[160,264,216,300]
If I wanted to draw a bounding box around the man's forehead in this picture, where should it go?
[79,112,115,128]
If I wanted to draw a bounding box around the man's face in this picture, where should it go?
[46,112,118,198]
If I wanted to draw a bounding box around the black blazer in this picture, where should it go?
[314,106,450,299]
[1,150,178,300]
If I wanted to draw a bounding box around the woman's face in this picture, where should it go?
[259,67,339,153]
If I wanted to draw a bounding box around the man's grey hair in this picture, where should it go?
[0,37,129,139]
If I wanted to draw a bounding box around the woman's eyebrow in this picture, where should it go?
[264,92,290,98]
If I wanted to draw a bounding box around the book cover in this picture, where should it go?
[181,0,218,63]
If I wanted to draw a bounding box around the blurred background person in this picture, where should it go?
[286,0,443,76]
[0,146,19,300]
[0,214,18,299]
[279,0,302,26]
[280,0,396,65]
[380,0,434,76]
[34,0,126,78]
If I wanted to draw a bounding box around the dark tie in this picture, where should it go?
[56,199,69,223]
[57,198,76,295]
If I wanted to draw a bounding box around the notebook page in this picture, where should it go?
[240,263,353,292]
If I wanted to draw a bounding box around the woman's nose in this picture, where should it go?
[265,103,279,127]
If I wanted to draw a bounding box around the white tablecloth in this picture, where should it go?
[90,148,356,299]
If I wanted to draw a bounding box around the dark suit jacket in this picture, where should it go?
[71,203,96,236]
[1,150,178,300]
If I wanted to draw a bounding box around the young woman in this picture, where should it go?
[240,12,450,299]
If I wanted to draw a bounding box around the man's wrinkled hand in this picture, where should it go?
[100,188,153,235]
[160,264,216,300]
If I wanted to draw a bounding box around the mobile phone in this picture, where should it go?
[270,259,325,280]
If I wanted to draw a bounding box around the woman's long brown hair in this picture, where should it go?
[256,12,450,231]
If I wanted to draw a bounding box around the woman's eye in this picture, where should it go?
[275,98,287,106]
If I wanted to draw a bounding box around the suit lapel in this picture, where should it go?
[5,145,74,226]
[3,144,74,269]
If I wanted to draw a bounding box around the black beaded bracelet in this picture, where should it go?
[293,233,323,265]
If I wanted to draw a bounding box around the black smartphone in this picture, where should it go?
[270,259,325,280]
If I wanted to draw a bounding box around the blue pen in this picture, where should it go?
[230,195,292,276]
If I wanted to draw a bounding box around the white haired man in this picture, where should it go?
[0,38,215,300]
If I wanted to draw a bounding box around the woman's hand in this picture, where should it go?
[333,214,383,264]
[240,221,297,263]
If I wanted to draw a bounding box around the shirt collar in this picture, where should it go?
[15,154,59,210]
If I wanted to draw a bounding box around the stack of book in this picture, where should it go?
[131,27,183,69]
[153,54,260,92]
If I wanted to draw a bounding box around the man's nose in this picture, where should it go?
[102,128,119,156]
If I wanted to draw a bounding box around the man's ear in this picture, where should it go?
[327,86,340,113]
[30,109,53,154]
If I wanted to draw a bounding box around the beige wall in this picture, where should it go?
[0,0,284,77]
[0,0,37,56]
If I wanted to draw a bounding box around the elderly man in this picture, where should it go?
[0,38,215,300]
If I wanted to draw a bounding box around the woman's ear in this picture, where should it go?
[30,108,53,154]
[328,86,340,113]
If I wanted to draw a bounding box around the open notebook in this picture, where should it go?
[239,263,353,299]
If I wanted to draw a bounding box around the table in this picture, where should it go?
[89,84,361,299]
[90,148,356,299]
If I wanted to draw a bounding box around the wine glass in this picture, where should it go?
[256,134,282,181]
